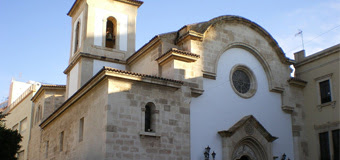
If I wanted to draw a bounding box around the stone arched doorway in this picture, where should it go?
[232,137,267,160]
[238,155,250,160]
[218,115,278,160]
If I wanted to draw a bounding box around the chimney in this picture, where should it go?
[294,50,305,62]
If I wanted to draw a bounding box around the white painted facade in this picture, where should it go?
[190,48,294,160]
[94,8,128,51]
[93,59,126,76]
[68,62,79,98]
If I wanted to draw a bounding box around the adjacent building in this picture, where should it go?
[294,45,340,160]
[2,80,41,160]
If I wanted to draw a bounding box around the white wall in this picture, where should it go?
[93,59,126,76]
[190,48,294,160]
[9,81,32,104]
[94,8,128,51]
[68,63,79,98]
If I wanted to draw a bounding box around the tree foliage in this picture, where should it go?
[0,112,22,160]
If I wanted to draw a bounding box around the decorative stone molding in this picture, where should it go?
[191,88,204,97]
[218,115,277,160]
[288,77,307,88]
[202,70,216,80]
[139,131,161,138]
[281,105,294,114]
[156,48,200,66]
[175,30,203,45]
[229,65,257,99]
[317,101,336,111]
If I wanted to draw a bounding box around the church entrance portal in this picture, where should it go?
[239,155,250,160]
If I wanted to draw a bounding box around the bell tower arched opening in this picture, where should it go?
[105,17,117,49]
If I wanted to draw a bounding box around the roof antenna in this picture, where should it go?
[295,29,305,50]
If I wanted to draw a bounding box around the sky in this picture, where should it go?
[0,0,339,102]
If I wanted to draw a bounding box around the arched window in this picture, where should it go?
[105,17,117,49]
[74,22,80,53]
[145,104,152,132]
[144,102,156,132]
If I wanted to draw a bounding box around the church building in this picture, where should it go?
[2,0,339,160]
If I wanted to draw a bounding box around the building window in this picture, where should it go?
[45,141,49,158]
[145,105,152,132]
[230,65,257,98]
[74,21,80,53]
[20,117,27,134]
[319,132,331,160]
[35,105,42,124]
[319,129,339,160]
[232,70,251,94]
[105,17,117,49]
[143,102,157,132]
[319,80,332,104]
[332,129,339,160]
[79,117,84,142]
[60,131,64,152]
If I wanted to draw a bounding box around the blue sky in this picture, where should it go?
[0,0,339,101]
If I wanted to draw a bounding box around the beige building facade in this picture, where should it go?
[294,45,340,160]
[1,0,339,160]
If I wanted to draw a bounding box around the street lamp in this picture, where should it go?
[204,146,216,160]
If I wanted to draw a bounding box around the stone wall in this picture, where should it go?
[105,78,191,160]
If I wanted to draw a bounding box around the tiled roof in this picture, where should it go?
[103,67,183,84]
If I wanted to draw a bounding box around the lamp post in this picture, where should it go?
[204,146,216,160]
[281,153,286,160]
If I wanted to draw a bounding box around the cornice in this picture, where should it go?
[287,77,307,88]
[156,48,200,66]
[182,15,293,65]
[218,115,278,142]
[175,30,203,45]
[64,52,126,74]
[68,0,143,16]
[115,0,143,7]
[31,85,66,102]
[67,0,83,17]
[294,44,340,68]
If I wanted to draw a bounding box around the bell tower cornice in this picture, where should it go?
[68,0,143,17]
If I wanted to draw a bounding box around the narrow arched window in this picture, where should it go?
[74,22,80,53]
[105,17,117,49]
[145,105,152,132]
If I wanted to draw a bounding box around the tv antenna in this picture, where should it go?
[295,29,305,50]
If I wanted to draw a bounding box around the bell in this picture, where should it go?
[106,33,113,41]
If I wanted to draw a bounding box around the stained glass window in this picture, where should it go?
[232,70,251,94]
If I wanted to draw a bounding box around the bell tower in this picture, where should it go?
[65,0,143,98]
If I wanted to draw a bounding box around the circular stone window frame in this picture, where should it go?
[229,65,257,99]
